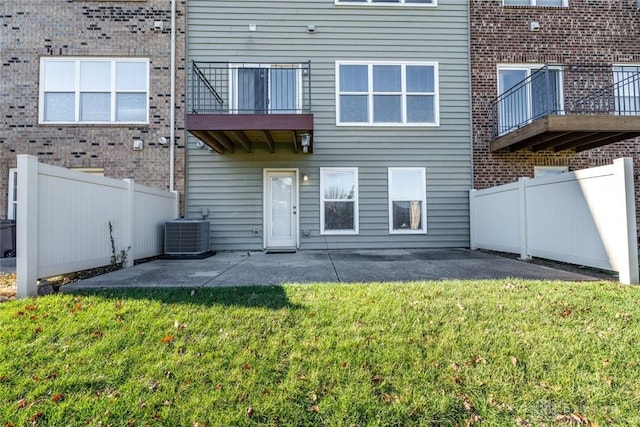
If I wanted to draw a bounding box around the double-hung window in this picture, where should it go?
[39,58,149,124]
[337,61,439,126]
[388,168,427,234]
[503,0,566,6]
[320,168,359,235]
[497,65,563,135]
[613,65,640,116]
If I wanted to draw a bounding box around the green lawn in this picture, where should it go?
[1,280,639,426]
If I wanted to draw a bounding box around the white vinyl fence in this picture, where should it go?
[470,158,639,284]
[17,155,179,298]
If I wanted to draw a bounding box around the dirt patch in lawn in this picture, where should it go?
[0,273,17,302]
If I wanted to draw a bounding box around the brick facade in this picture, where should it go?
[470,0,640,227]
[0,0,187,218]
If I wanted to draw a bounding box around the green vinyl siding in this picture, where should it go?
[186,0,471,251]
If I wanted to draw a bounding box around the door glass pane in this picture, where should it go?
[530,68,561,118]
[498,69,528,134]
[116,62,147,90]
[44,61,75,91]
[238,68,267,113]
[614,67,640,115]
[81,93,110,121]
[270,68,297,113]
[271,177,292,239]
[81,61,111,91]
[116,93,146,122]
[44,93,75,121]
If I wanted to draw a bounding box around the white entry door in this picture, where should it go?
[264,170,298,250]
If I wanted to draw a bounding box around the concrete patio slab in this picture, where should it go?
[62,248,605,292]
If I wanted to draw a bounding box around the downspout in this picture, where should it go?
[169,0,176,192]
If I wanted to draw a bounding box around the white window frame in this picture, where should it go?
[612,64,640,116]
[335,0,436,6]
[388,167,427,235]
[39,57,149,124]
[229,63,303,114]
[7,169,17,220]
[320,167,359,235]
[503,0,567,6]
[336,61,440,127]
[496,64,564,135]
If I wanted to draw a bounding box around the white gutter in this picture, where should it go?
[169,0,176,192]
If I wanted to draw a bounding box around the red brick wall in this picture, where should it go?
[0,0,187,217]
[470,0,640,232]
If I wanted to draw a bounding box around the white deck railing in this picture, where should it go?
[470,158,639,284]
[17,155,179,298]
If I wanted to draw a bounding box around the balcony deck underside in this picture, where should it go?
[490,115,640,153]
[186,113,314,154]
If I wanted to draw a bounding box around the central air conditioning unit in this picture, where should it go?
[164,219,210,255]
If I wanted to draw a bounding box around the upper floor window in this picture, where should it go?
[336,61,439,126]
[39,58,149,124]
[336,0,435,5]
[503,0,566,6]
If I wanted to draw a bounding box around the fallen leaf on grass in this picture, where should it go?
[381,393,399,403]
[515,417,530,426]
[17,398,26,409]
[247,406,255,418]
[510,356,518,366]
[51,393,64,402]
[309,404,320,412]
[555,413,595,425]
[28,412,44,422]
[161,335,174,344]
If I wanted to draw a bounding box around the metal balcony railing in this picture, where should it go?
[492,64,640,138]
[190,61,312,115]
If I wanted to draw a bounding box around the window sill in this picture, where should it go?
[502,5,568,9]
[38,122,149,127]
[389,230,427,235]
[336,122,440,128]
[321,230,359,236]
[334,3,437,9]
